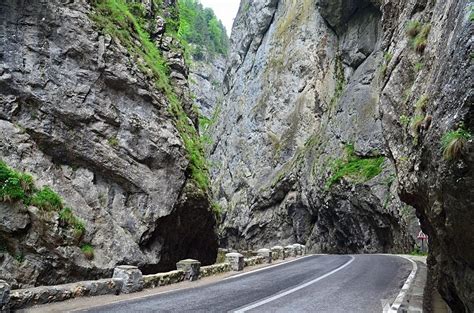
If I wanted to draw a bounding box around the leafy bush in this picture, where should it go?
[400,115,410,127]
[326,145,385,188]
[406,21,421,38]
[441,125,471,160]
[414,95,429,111]
[81,244,95,260]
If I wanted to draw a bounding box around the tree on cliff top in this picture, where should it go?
[178,0,229,59]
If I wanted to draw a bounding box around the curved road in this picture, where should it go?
[79,255,412,313]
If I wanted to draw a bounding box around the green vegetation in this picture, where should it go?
[81,244,95,260]
[1,160,86,238]
[59,207,86,238]
[441,125,472,160]
[92,0,210,191]
[178,0,229,59]
[415,95,429,111]
[29,186,63,211]
[15,253,25,263]
[400,115,410,127]
[0,161,34,202]
[107,137,119,147]
[411,247,428,256]
[326,144,385,189]
[406,20,430,54]
[411,115,425,134]
[211,201,223,219]
[381,52,393,77]
[414,61,423,72]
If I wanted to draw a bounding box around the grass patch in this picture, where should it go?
[107,137,119,147]
[400,115,410,128]
[81,244,95,260]
[326,145,385,188]
[0,161,34,202]
[29,186,63,211]
[414,95,429,112]
[414,61,423,72]
[59,207,86,238]
[406,21,430,54]
[441,125,471,160]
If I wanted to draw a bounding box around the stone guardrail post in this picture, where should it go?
[0,280,10,312]
[226,252,244,271]
[271,246,284,260]
[257,248,272,264]
[284,245,296,258]
[292,244,302,256]
[112,265,144,294]
[176,259,201,281]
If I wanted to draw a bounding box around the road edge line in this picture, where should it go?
[388,255,418,313]
[233,255,355,313]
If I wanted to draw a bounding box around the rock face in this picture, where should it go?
[378,1,473,311]
[212,0,412,253]
[189,53,226,118]
[212,0,473,311]
[0,0,217,288]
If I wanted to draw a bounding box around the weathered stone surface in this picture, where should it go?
[243,256,266,268]
[377,1,473,311]
[0,280,10,312]
[211,0,413,256]
[9,278,122,310]
[143,270,185,289]
[112,266,143,294]
[0,0,218,288]
[284,246,296,258]
[199,263,232,279]
[176,259,201,282]
[225,253,244,271]
[271,246,284,260]
[257,248,272,264]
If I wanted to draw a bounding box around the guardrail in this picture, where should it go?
[0,243,306,311]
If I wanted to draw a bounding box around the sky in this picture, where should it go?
[199,0,241,36]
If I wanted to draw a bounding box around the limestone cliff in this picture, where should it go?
[212,0,412,253]
[211,0,473,311]
[0,0,218,288]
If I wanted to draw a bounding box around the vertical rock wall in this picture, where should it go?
[0,0,217,288]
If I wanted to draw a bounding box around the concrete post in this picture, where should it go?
[257,248,272,264]
[292,244,302,256]
[284,245,296,258]
[176,259,201,281]
[225,252,244,271]
[271,246,284,260]
[112,265,144,294]
[300,245,306,255]
[0,280,10,312]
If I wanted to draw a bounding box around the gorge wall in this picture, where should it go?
[211,0,473,311]
[0,0,218,288]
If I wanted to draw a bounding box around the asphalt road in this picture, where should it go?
[79,255,412,313]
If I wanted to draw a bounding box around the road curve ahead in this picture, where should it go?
[79,255,412,313]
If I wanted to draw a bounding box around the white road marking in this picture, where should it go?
[223,255,316,281]
[233,256,355,313]
[388,256,418,312]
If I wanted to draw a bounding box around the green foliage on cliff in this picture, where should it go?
[59,207,86,238]
[0,161,34,202]
[442,125,471,160]
[81,244,95,260]
[406,20,430,54]
[0,160,86,236]
[92,0,210,191]
[178,0,229,59]
[326,145,385,188]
